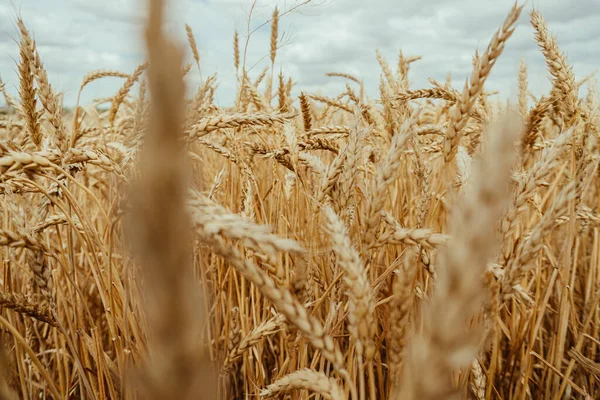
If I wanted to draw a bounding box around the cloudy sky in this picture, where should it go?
[0,0,598,108]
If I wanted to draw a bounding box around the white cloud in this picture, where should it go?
[0,0,598,107]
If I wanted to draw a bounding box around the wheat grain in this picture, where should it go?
[261,369,345,400]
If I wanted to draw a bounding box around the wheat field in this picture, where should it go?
[0,0,599,399]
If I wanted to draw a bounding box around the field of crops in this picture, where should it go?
[0,0,599,398]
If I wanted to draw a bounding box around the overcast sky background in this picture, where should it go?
[0,0,598,108]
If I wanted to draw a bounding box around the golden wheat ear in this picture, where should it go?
[16,18,42,149]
